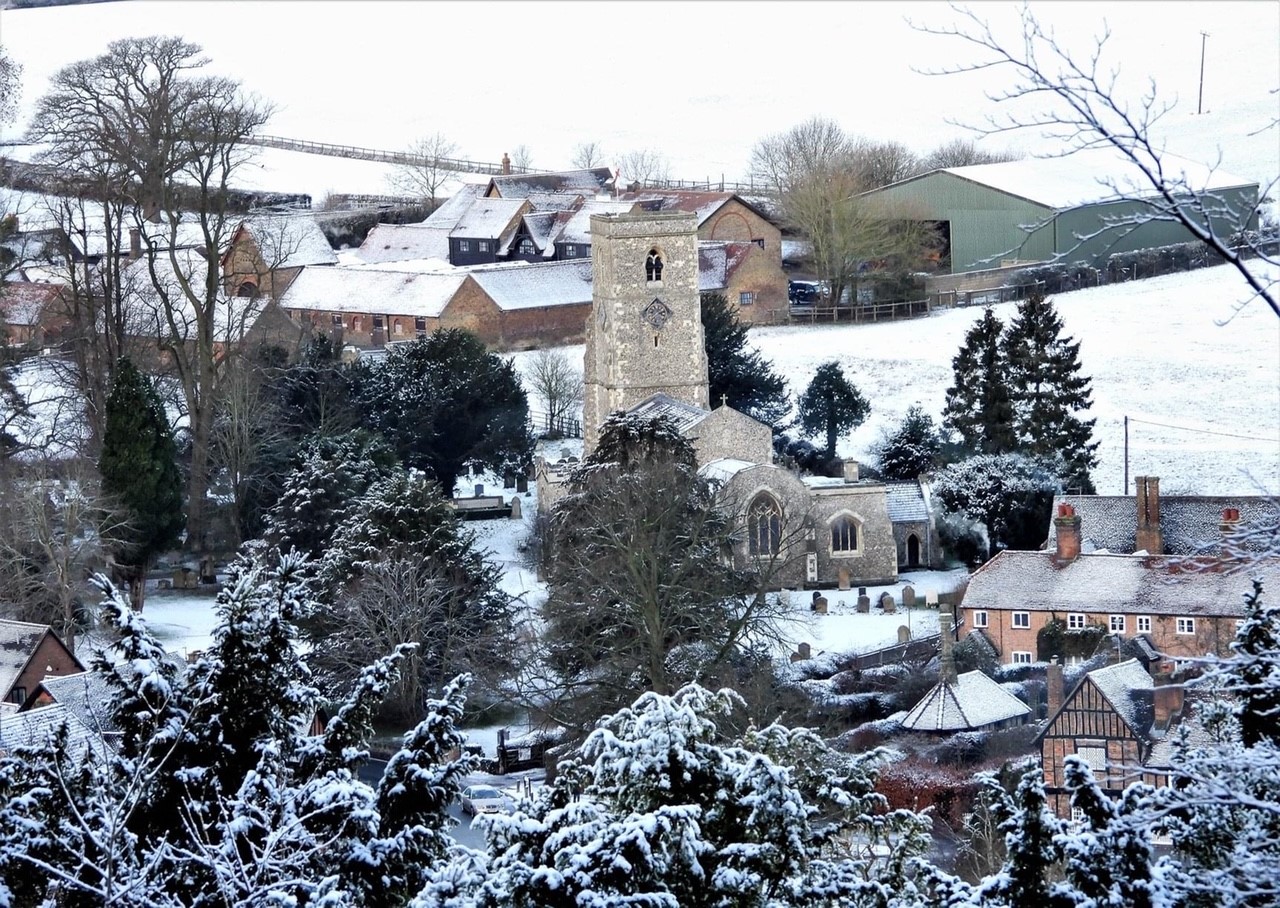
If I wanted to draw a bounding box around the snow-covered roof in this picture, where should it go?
[34,670,118,740]
[487,168,613,199]
[1046,493,1279,555]
[1085,658,1154,735]
[278,266,466,317]
[554,198,633,246]
[514,211,556,255]
[0,703,110,763]
[699,244,728,291]
[352,223,452,265]
[451,198,527,240]
[626,392,711,433]
[0,619,51,700]
[964,550,1280,617]
[237,214,337,268]
[0,281,60,326]
[464,259,593,311]
[934,148,1257,211]
[900,669,1031,731]
[700,457,757,483]
[781,238,811,262]
[885,482,931,523]
[422,183,487,230]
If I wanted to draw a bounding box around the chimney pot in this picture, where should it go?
[501,152,512,175]
[1054,507,1082,561]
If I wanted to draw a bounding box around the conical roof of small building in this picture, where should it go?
[900,670,1031,732]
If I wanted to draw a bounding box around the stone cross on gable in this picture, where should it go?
[720,393,727,408]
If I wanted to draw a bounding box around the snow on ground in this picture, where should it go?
[513,261,1280,498]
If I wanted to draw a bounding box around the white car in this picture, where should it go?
[461,784,514,816]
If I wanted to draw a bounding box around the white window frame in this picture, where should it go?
[1076,743,1107,773]
[972,610,988,629]
[564,244,578,257]
[1012,611,1031,629]
[1109,614,1126,634]
[1071,806,1087,826]
[458,239,471,253]
[478,240,490,252]
[1137,615,1152,633]
[1011,651,1033,665]
[1067,613,1087,630]
[393,320,404,335]
[1176,617,1196,635]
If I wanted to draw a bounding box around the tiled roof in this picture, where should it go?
[885,481,930,523]
[239,215,337,268]
[464,259,592,311]
[554,199,633,246]
[900,670,1031,731]
[487,168,614,199]
[0,619,49,700]
[0,703,110,762]
[627,392,711,433]
[278,266,466,317]
[619,189,735,227]
[1086,659,1155,737]
[33,671,118,740]
[422,184,487,230]
[698,244,728,291]
[964,550,1280,616]
[0,281,60,326]
[1047,494,1279,555]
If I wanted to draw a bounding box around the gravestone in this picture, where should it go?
[837,567,851,591]
[516,475,529,493]
[856,594,871,613]
[510,497,522,520]
[897,625,911,644]
[474,483,485,497]
[879,592,896,613]
[902,585,916,608]
[925,589,939,607]
[813,596,828,615]
[789,642,812,663]
[503,472,516,489]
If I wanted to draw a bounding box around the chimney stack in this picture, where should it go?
[1219,507,1242,561]
[1151,670,1185,731]
[1054,503,1082,562]
[501,152,512,175]
[1135,476,1163,554]
[1046,658,1064,716]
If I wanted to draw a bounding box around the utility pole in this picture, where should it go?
[1198,31,1210,115]
[1123,415,1129,495]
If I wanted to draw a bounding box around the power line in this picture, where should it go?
[1127,415,1280,444]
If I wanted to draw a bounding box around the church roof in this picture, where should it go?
[900,670,1031,731]
[885,482,931,523]
[627,393,711,433]
[700,457,758,483]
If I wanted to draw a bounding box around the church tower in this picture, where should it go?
[582,211,710,452]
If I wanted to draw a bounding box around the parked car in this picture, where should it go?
[788,280,822,305]
[461,784,515,816]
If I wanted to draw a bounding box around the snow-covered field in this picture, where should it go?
[515,260,1280,498]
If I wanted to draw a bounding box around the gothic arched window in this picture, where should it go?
[645,248,664,282]
[830,514,860,553]
[748,493,783,557]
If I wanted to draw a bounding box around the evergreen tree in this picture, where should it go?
[349,329,533,496]
[796,361,870,459]
[932,452,1060,557]
[701,291,790,426]
[98,357,184,607]
[1003,288,1098,492]
[1222,579,1280,748]
[943,307,1017,455]
[972,768,1075,908]
[871,404,945,480]
[1060,756,1157,908]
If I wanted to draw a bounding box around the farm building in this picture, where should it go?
[861,148,1259,275]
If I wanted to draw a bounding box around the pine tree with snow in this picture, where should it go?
[98,356,184,607]
[702,291,791,426]
[871,404,946,480]
[1224,579,1280,747]
[969,767,1075,908]
[943,308,1017,456]
[932,452,1060,557]
[1002,288,1098,493]
[1059,756,1157,908]
[797,360,870,459]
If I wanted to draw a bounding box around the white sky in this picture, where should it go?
[2,1,1276,187]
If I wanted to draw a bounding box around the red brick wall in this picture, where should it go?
[9,633,84,703]
[439,279,503,347]
[500,303,590,350]
[725,245,789,325]
[700,200,782,259]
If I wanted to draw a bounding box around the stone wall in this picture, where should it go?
[689,406,773,466]
[724,243,789,325]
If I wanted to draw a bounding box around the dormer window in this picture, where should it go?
[645,249,663,282]
[518,238,535,255]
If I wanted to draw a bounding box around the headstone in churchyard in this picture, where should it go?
[880,592,896,613]
[516,475,529,493]
[503,472,516,489]
[474,483,484,497]
[856,594,871,613]
[814,595,828,615]
[902,585,916,607]
[837,567,851,590]
[898,625,911,644]
[926,589,939,607]
[789,642,812,663]
[510,497,522,519]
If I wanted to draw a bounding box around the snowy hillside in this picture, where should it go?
[514,260,1280,498]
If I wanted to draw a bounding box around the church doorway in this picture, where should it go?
[907,534,920,567]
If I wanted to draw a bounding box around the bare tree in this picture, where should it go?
[510,143,535,173]
[0,44,19,130]
[617,148,671,188]
[912,4,1278,318]
[750,116,856,196]
[918,137,1021,172]
[209,356,288,547]
[524,349,582,437]
[389,131,460,206]
[850,137,920,189]
[571,140,604,169]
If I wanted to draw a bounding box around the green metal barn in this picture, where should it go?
[862,148,1260,274]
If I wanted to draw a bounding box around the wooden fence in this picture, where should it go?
[781,298,933,325]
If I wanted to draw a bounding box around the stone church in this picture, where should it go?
[538,210,939,588]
